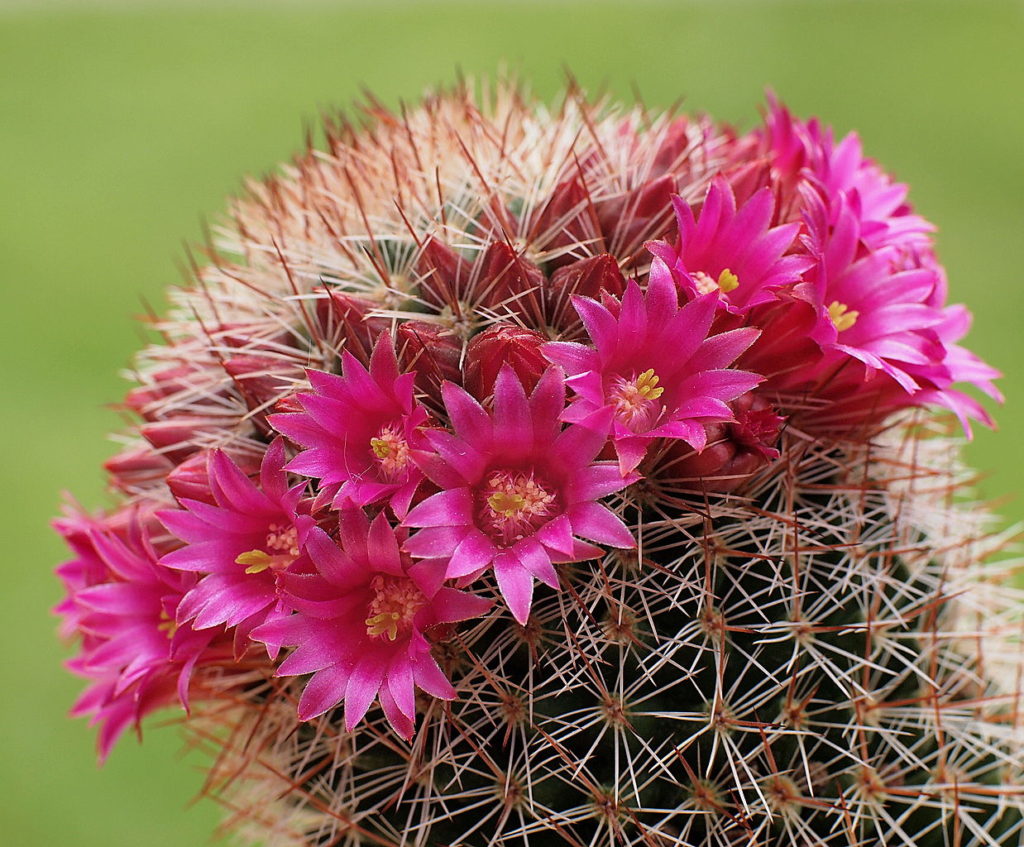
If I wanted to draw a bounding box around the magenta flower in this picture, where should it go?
[798,190,1001,430]
[54,508,223,759]
[403,366,636,625]
[251,512,490,738]
[158,438,315,657]
[760,96,934,256]
[543,259,764,472]
[269,334,429,517]
[647,177,811,313]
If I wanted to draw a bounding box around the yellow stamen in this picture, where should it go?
[487,490,528,518]
[369,426,411,477]
[158,609,178,639]
[364,611,401,641]
[634,369,664,401]
[363,574,425,641]
[827,301,859,332]
[235,549,274,574]
[717,268,740,293]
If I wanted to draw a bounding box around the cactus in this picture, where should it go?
[55,81,1023,847]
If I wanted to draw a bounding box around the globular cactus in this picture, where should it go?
[55,81,1024,847]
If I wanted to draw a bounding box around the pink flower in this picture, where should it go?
[758,96,934,255]
[796,189,1001,432]
[158,439,315,657]
[403,366,636,625]
[543,260,764,472]
[251,512,490,738]
[54,507,223,759]
[647,177,811,313]
[269,334,429,517]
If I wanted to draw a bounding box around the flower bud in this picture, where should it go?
[167,449,260,506]
[473,241,545,311]
[396,321,463,394]
[531,178,595,266]
[314,288,390,364]
[415,237,471,310]
[595,174,676,254]
[139,418,221,465]
[464,324,548,399]
[124,364,203,422]
[104,446,172,496]
[223,354,303,434]
[655,393,783,493]
[547,253,627,331]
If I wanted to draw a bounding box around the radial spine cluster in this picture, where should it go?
[55,81,1022,847]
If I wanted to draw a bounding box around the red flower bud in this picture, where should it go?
[531,178,597,267]
[650,118,693,178]
[139,418,221,465]
[595,174,676,257]
[104,446,172,496]
[473,241,545,312]
[548,254,627,332]
[415,237,472,310]
[654,393,783,493]
[464,324,548,399]
[124,364,204,421]
[396,321,463,394]
[730,393,784,459]
[167,449,260,506]
[313,288,390,364]
[223,354,303,434]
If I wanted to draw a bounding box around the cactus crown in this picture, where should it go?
[54,81,1021,847]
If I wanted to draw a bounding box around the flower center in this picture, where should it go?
[692,268,739,295]
[480,470,557,543]
[370,425,411,478]
[235,523,300,574]
[609,368,665,429]
[827,301,859,332]
[364,574,426,641]
[157,608,178,640]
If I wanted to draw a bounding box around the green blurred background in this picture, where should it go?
[2,1,1021,844]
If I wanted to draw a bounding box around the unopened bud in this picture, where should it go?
[140,418,220,465]
[464,324,548,399]
[314,288,390,364]
[396,321,463,393]
[595,174,676,254]
[656,393,783,493]
[548,254,627,331]
[167,449,260,506]
[415,237,472,310]
[473,241,545,311]
[224,354,303,434]
[105,446,172,496]
[531,178,595,267]
[124,364,203,421]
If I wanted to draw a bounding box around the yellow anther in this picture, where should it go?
[235,549,274,574]
[365,611,401,641]
[364,575,425,641]
[827,301,859,332]
[717,268,740,293]
[158,609,178,639]
[369,426,411,477]
[634,369,664,401]
[488,490,529,518]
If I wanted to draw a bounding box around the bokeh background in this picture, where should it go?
[3,1,1022,845]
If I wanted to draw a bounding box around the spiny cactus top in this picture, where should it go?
[55,82,1022,847]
